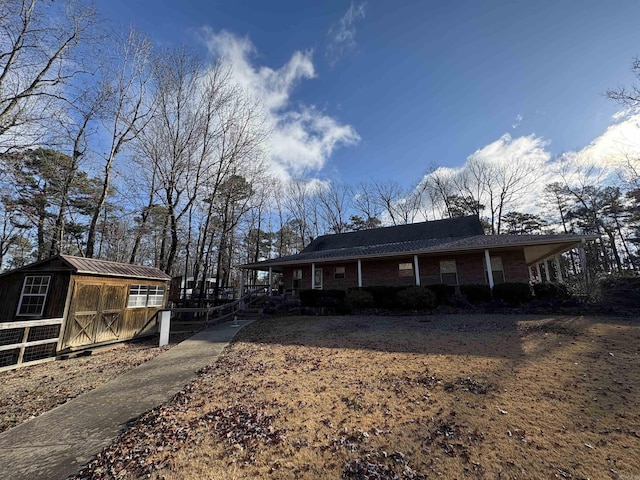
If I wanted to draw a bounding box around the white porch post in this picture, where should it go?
[357,259,362,288]
[544,259,551,282]
[484,249,494,289]
[311,263,316,289]
[268,266,273,296]
[239,269,245,307]
[413,255,421,286]
[555,255,564,283]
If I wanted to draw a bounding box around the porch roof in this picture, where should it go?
[241,233,599,271]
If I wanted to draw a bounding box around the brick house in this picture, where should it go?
[241,216,598,293]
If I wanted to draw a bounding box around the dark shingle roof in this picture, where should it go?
[302,216,484,253]
[243,218,598,269]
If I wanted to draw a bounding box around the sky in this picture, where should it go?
[99,0,640,190]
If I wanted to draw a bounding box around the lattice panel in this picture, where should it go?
[27,324,61,342]
[0,328,24,347]
[0,348,20,368]
[23,343,57,363]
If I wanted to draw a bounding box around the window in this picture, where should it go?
[292,269,302,289]
[334,266,345,279]
[127,284,148,308]
[147,286,166,307]
[399,262,413,277]
[440,260,458,285]
[485,256,505,284]
[17,276,51,316]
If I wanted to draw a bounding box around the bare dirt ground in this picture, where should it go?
[4,315,640,479]
[0,332,193,433]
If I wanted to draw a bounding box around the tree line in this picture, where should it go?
[0,0,638,296]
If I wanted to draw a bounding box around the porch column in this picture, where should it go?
[579,241,590,286]
[555,255,564,283]
[538,262,545,282]
[357,259,362,288]
[239,269,245,307]
[484,249,494,289]
[413,255,421,286]
[544,260,551,282]
[311,263,316,289]
[268,267,273,296]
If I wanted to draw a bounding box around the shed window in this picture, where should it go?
[127,285,148,308]
[334,266,345,279]
[440,260,458,285]
[292,269,302,289]
[147,286,165,307]
[17,275,51,316]
[484,256,505,284]
[399,262,413,277]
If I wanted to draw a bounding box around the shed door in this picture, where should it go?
[64,282,126,348]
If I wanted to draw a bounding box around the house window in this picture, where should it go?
[485,256,505,284]
[440,260,458,285]
[334,266,345,279]
[292,269,303,289]
[127,284,148,308]
[147,286,166,307]
[17,275,51,316]
[399,262,413,277]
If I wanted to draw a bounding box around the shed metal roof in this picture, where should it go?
[0,255,171,281]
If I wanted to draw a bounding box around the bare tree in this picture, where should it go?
[85,28,153,257]
[0,0,96,151]
[317,181,352,233]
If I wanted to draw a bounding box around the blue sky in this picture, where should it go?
[100,1,640,189]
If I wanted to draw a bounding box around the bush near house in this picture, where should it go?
[361,286,406,309]
[492,282,532,305]
[426,284,456,305]
[460,284,492,304]
[299,289,346,308]
[395,286,437,311]
[532,282,571,301]
[595,274,640,307]
[344,289,375,311]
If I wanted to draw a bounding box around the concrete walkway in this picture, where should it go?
[0,318,256,480]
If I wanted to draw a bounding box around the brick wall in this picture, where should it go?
[280,248,530,291]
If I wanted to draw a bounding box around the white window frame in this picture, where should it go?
[440,260,458,285]
[17,275,51,316]
[292,269,303,289]
[147,285,165,307]
[334,266,346,279]
[127,284,148,308]
[484,256,505,284]
[399,262,413,277]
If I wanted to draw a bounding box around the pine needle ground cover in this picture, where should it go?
[77,315,640,480]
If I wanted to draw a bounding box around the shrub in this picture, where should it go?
[426,284,456,305]
[492,282,532,305]
[299,289,347,310]
[460,284,492,304]
[363,286,405,309]
[395,286,437,311]
[596,274,640,307]
[344,289,375,310]
[532,282,571,301]
[298,289,323,307]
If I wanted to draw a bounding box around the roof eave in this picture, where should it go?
[241,234,599,270]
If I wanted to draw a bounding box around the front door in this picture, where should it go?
[313,268,323,289]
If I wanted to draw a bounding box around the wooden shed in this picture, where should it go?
[0,255,171,371]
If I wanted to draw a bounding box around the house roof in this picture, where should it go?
[0,255,171,281]
[241,216,598,270]
[301,216,484,253]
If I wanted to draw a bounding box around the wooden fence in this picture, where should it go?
[0,318,64,372]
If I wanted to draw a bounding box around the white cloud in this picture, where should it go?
[325,2,367,67]
[200,28,360,181]
[512,113,523,129]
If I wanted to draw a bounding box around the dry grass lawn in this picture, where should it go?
[77,314,640,480]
